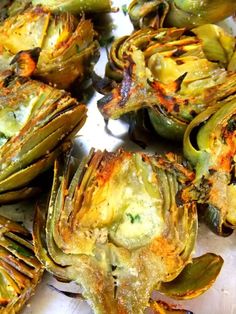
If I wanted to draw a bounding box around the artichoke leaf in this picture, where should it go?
[0,187,41,204]
[0,214,44,313]
[128,0,170,29]
[166,0,236,29]
[32,0,113,14]
[159,253,223,299]
[192,24,235,67]
[0,144,65,193]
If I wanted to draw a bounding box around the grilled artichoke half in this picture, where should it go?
[128,0,236,29]
[0,71,86,203]
[183,90,236,236]
[33,149,223,314]
[0,215,44,313]
[0,6,99,89]
[98,24,236,140]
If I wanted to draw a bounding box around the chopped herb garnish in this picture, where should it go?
[126,213,141,224]
[122,4,128,15]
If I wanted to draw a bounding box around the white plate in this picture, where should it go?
[1,1,236,313]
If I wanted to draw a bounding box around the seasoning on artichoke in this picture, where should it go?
[183,89,236,236]
[0,71,87,203]
[33,148,223,314]
[128,0,236,29]
[0,6,100,89]
[0,214,44,313]
[97,24,236,141]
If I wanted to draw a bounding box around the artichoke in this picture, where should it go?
[0,6,99,89]
[128,0,236,29]
[97,24,236,141]
[33,149,223,314]
[0,71,86,203]
[183,89,236,236]
[0,214,44,313]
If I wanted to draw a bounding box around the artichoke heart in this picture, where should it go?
[98,25,236,140]
[33,149,223,314]
[0,215,44,313]
[0,72,87,203]
[128,0,236,29]
[0,6,100,89]
[183,87,236,235]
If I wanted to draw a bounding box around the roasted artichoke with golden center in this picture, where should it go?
[128,0,236,29]
[183,89,236,236]
[33,149,223,314]
[0,214,44,313]
[0,6,100,89]
[0,71,86,203]
[97,24,236,140]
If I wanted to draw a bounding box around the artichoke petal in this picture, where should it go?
[0,215,44,312]
[32,0,113,14]
[159,253,223,299]
[166,0,236,29]
[128,0,170,29]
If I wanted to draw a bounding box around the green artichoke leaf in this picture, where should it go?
[32,0,113,14]
[0,73,87,203]
[183,89,236,235]
[192,24,235,67]
[128,0,236,29]
[33,148,222,314]
[98,25,236,140]
[159,253,223,299]
[166,0,236,29]
[128,0,170,29]
[0,214,44,313]
[0,7,100,89]
[0,187,41,204]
